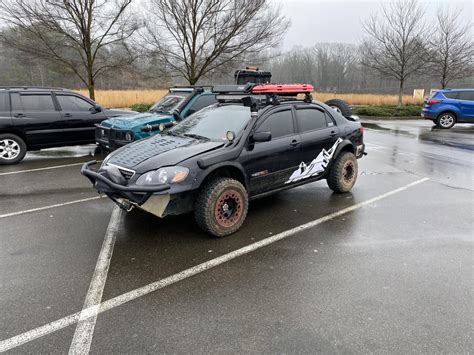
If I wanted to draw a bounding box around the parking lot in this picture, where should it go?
[0,120,473,353]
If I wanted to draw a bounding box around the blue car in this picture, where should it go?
[96,87,217,150]
[421,89,474,129]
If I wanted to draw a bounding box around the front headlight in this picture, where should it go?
[124,132,133,141]
[136,166,189,185]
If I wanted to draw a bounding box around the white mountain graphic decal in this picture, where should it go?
[286,138,343,183]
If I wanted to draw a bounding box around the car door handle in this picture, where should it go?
[13,113,24,118]
[290,139,300,147]
[63,113,72,117]
[329,131,337,138]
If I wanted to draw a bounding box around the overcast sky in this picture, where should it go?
[274,0,473,50]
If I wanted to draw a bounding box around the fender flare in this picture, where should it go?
[324,139,355,173]
[193,161,248,190]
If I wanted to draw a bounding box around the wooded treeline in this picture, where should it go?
[0,0,472,104]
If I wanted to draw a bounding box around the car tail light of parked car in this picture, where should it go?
[427,99,442,105]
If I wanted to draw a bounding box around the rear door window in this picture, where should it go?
[443,92,459,99]
[458,91,474,101]
[0,92,9,112]
[17,94,56,111]
[296,108,328,132]
[258,109,295,138]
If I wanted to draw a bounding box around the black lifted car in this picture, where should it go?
[81,84,365,237]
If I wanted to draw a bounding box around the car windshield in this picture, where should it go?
[149,92,190,113]
[168,105,251,141]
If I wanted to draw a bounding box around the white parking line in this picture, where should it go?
[69,206,122,354]
[0,196,104,219]
[0,162,88,176]
[0,177,429,353]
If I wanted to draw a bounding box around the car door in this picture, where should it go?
[55,93,106,143]
[457,91,474,122]
[244,107,302,195]
[10,92,64,147]
[289,105,341,184]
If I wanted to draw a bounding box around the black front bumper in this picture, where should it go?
[81,161,170,205]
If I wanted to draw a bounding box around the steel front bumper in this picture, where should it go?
[81,161,171,216]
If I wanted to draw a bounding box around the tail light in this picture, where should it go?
[427,99,442,105]
[358,127,364,134]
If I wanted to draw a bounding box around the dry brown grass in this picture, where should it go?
[312,92,423,106]
[77,89,423,108]
[76,89,168,108]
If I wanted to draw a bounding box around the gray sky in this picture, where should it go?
[274,0,473,50]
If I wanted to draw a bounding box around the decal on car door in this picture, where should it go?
[286,138,343,183]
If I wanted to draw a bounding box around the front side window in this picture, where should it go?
[18,94,55,111]
[57,95,94,111]
[258,110,294,139]
[296,108,328,132]
[189,95,217,112]
[150,92,190,113]
[169,105,250,141]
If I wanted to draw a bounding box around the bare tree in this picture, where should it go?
[0,0,139,99]
[360,0,427,106]
[428,8,473,89]
[142,0,290,85]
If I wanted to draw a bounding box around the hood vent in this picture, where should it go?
[108,135,191,167]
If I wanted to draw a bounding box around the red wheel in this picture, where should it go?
[195,178,249,237]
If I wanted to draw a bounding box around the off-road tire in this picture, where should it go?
[0,133,27,165]
[195,177,249,237]
[325,99,353,117]
[327,151,358,193]
[436,112,456,129]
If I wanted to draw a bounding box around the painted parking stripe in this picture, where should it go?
[0,177,429,352]
[0,196,104,219]
[69,206,122,354]
[0,161,101,176]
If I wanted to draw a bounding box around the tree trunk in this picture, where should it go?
[398,80,404,107]
[88,73,95,100]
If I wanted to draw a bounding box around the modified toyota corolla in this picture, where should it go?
[81,84,365,237]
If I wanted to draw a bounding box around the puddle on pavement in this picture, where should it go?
[26,145,102,160]
[362,122,416,137]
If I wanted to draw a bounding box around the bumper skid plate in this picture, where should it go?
[81,161,171,214]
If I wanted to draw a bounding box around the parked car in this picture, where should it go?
[82,84,365,237]
[95,87,217,151]
[421,89,474,129]
[0,86,133,164]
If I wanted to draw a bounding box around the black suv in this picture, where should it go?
[0,87,132,164]
[82,84,365,237]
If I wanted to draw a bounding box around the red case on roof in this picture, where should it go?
[251,84,314,94]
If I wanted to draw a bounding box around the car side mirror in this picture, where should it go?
[90,105,102,113]
[251,131,272,143]
[173,110,182,122]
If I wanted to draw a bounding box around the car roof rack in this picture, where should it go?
[214,83,315,110]
[0,86,66,91]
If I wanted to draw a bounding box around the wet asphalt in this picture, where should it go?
[0,119,472,353]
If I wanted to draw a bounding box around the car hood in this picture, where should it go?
[101,112,172,129]
[103,108,138,118]
[106,134,224,172]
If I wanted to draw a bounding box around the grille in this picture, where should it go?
[118,167,134,181]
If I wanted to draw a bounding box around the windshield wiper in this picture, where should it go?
[184,133,210,141]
